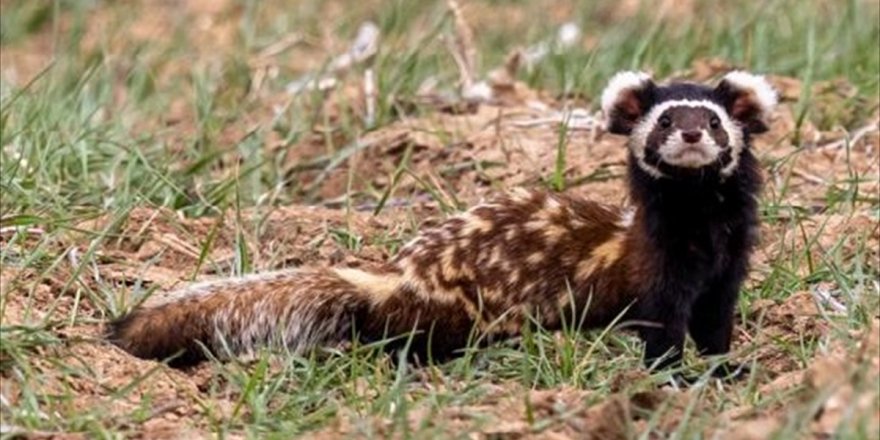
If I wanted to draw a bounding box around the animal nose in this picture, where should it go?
[682,130,702,144]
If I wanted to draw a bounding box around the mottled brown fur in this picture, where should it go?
[109,190,638,366]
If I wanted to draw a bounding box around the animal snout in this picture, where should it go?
[681,130,702,143]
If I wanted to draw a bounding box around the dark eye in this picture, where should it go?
[709,116,721,129]
[659,116,672,129]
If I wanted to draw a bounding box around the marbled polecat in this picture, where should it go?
[109,71,776,377]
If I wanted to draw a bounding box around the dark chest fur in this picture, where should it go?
[627,151,761,281]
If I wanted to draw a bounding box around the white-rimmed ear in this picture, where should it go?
[714,71,778,134]
[600,71,656,135]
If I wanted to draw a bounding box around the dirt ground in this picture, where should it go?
[1,1,879,439]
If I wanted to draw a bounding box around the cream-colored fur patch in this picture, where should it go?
[333,268,401,304]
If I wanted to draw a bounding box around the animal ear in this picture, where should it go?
[714,71,778,134]
[600,71,656,135]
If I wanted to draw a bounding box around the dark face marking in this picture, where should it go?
[641,106,732,171]
[648,107,729,149]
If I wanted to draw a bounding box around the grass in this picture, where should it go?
[1,0,879,438]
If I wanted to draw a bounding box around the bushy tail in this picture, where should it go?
[109,265,480,366]
[108,267,386,367]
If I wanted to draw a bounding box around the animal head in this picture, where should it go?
[601,71,777,179]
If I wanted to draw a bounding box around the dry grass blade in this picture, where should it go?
[446,0,479,89]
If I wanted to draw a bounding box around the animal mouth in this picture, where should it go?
[662,145,717,167]
[671,146,710,159]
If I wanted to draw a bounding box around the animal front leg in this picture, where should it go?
[638,308,689,371]
[688,289,737,356]
[640,325,687,371]
[688,275,749,380]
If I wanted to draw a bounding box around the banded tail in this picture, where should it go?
[108,266,476,367]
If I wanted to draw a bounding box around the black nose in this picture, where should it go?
[682,130,702,143]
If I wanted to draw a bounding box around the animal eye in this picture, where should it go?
[709,116,721,129]
[659,116,672,129]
